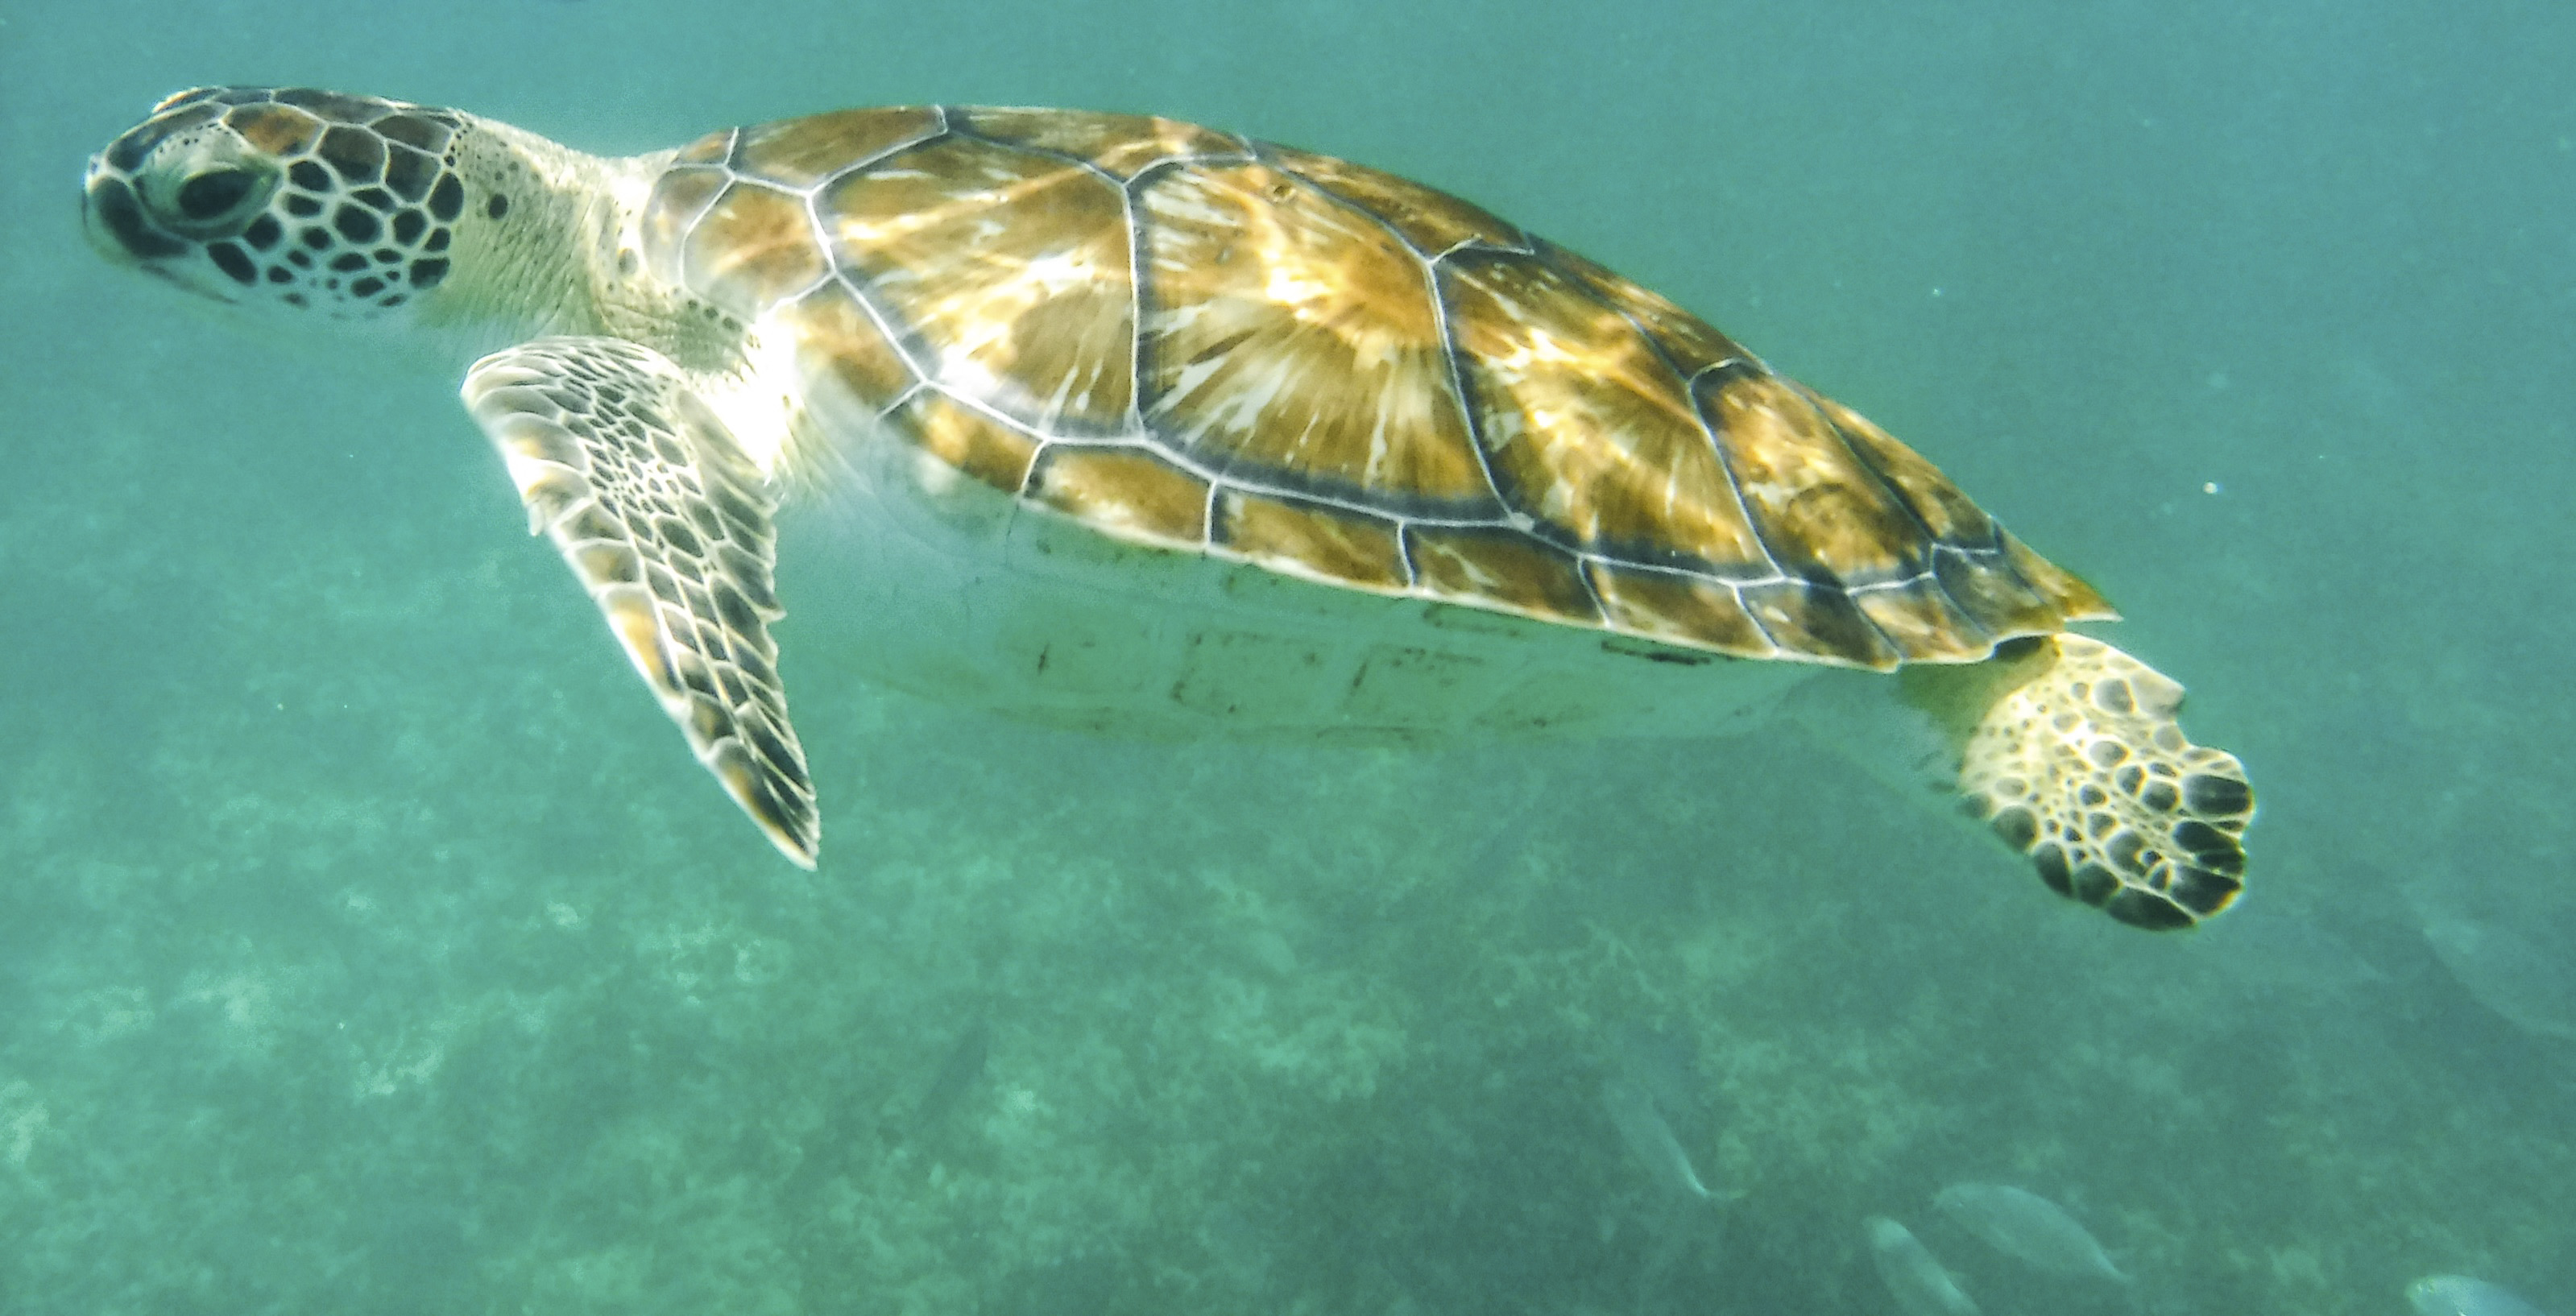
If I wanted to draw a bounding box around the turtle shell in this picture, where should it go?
[639,106,2110,670]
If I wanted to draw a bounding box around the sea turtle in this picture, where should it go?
[82,87,2255,929]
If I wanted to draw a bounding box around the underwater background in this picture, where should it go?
[4,0,2571,1312]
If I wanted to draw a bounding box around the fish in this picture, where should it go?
[1599,1074,1712,1202]
[1932,1182,2127,1282]
[912,1020,991,1128]
[1865,1216,1980,1316]
[2418,916,2576,1043]
[1611,1021,1703,1120]
[2408,1275,2557,1316]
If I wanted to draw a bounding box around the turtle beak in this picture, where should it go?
[84,159,187,267]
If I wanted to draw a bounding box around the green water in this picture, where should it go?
[5,2,2571,1313]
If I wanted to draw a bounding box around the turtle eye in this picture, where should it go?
[145,156,280,238]
[176,168,258,221]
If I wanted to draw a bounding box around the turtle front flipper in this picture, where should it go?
[462,336,818,867]
[1940,635,2254,929]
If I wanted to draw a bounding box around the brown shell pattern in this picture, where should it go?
[640,106,2112,669]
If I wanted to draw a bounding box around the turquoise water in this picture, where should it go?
[5,1,2572,1313]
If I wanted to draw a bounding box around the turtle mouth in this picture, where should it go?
[81,167,249,308]
[83,167,190,265]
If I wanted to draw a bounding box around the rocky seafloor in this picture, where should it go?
[6,439,2572,1316]
[1,304,2570,1316]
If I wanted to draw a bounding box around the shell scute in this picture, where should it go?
[684,181,826,318]
[1138,161,1494,510]
[1543,242,1752,377]
[657,105,2110,666]
[1808,393,1993,544]
[735,107,942,188]
[819,134,1136,432]
[1692,366,1928,584]
[1405,524,1600,625]
[1583,563,1775,658]
[1740,578,1902,671]
[640,167,728,288]
[1999,533,2111,620]
[890,391,1039,495]
[1029,445,1211,548]
[782,282,913,423]
[1932,546,2074,635]
[1850,576,1993,661]
[960,106,1246,181]
[1441,251,1766,570]
[1261,143,1527,256]
[1212,490,1410,592]
[671,128,733,167]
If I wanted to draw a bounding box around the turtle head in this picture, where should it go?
[85,87,480,322]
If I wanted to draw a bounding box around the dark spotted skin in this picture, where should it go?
[82,87,502,318]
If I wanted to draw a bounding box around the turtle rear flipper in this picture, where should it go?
[1949,635,2253,929]
[462,336,818,866]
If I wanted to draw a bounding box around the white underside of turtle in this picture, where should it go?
[82,87,2257,931]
